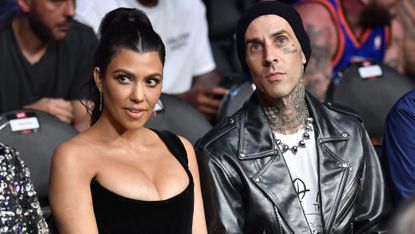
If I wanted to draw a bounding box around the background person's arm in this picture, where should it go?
[24,98,74,123]
[177,71,228,122]
[295,2,337,102]
[72,100,90,132]
[383,19,405,73]
[176,0,228,122]
[397,0,415,78]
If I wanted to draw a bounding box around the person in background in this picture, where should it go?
[383,88,415,203]
[0,0,97,132]
[76,0,228,122]
[196,1,391,233]
[0,143,49,233]
[49,8,207,233]
[295,0,404,101]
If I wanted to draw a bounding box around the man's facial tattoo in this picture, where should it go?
[282,44,298,54]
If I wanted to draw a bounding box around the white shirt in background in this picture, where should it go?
[75,0,216,94]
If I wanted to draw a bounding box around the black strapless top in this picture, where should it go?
[90,130,194,234]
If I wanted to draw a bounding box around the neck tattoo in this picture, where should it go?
[264,101,313,154]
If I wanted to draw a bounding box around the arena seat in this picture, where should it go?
[145,93,212,145]
[327,62,415,140]
[216,81,255,122]
[0,109,78,208]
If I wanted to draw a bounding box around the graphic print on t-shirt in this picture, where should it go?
[274,126,323,234]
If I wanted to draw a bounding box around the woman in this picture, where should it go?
[48,8,207,234]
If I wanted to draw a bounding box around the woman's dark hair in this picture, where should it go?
[86,7,166,125]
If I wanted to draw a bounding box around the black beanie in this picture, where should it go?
[236,1,311,73]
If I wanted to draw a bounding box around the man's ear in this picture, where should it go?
[16,0,32,14]
[301,51,306,65]
[93,67,103,93]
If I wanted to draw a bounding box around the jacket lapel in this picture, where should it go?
[238,93,276,160]
[254,155,313,233]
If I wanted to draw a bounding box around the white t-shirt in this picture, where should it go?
[273,126,323,234]
[75,0,216,94]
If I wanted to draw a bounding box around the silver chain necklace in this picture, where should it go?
[273,117,314,154]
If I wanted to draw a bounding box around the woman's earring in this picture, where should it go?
[99,92,103,112]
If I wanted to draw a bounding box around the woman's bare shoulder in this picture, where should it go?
[52,132,100,171]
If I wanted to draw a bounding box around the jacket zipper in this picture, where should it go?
[334,178,361,225]
[274,206,284,234]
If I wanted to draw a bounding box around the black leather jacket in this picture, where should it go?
[196,92,391,234]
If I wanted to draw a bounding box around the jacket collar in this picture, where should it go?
[238,91,349,160]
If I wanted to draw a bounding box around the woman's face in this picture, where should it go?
[94,48,163,131]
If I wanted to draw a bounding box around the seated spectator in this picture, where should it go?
[0,143,49,233]
[383,88,415,203]
[49,8,207,233]
[295,0,404,101]
[0,0,98,132]
[75,0,228,122]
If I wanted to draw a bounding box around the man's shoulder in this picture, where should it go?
[61,20,97,50]
[67,20,97,39]
[323,100,363,123]
[388,89,415,116]
[195,113,241,152]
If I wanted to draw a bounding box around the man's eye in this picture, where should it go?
[276,37,287,45]
[250,43,263,52]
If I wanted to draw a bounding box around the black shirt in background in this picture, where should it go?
[0,13,98,113]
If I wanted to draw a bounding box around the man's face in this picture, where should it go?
[27,0,75,41]
[244,15,306,101]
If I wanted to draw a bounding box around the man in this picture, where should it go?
[0,0,97,131]
[383,88,415,203]
[76,0,228,121]
[294,0,404,101]
[196,1,391,233]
